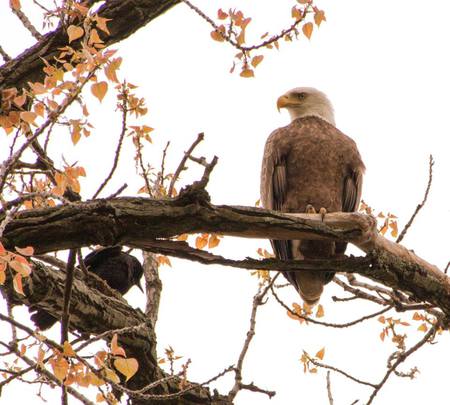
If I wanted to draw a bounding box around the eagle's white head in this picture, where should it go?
[277,87,335,126]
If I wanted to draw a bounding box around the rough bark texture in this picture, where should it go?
[1,189,449,322]
[0,0,180,92]
[1,259,230,405]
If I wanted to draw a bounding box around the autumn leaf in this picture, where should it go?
[9,259,32,277]
[111,334,126,357]
[315,304,324,318]
[240,67,254,78]
[103,367,120,384]
[114,357,139,381]
[208,234,221,249]
[91,81,108,102]
[195,234,209,250]
[34,102,45,117]
[251,55,264,68]
[218,9,228,20]
[13,93,27,108]
[67,25,84,43]
[314,10,326,27]
[0,242,6,255]
[20,111,37,125]
[89,29,103,45]
[211,29,225,42]
[50,356,69,381]
[315,347,325,360]
[13,274,25,295]
[418,323,428,332]
[302,22,313,39]
[0,271,5,285]
[63,341,76,357]
[10,0,21,11]
[176,234,188,241]
[15,246,34,256]
[389,221,398,238]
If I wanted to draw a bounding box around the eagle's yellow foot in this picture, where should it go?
[306,204,316,214]
[319,207,327,222]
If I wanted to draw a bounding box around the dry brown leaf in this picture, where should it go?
[67,25,84,43]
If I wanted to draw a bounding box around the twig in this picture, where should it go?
[326,371,334,405]
[271,285,393,328]
[308,357,377,388]
[227,274,279,401]
[92,85,128,199]
[143,252,162,328]
[11,6,43,39]
[0,44,11,61]
[60,249,76,343]
[396,155,434,243]
[106,183,127,198]
[168,133,204,197]
[444,261,449,275]
[366,322,439,404]
[181,0,311,52]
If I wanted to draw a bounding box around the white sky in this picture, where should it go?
[1,0,449,404]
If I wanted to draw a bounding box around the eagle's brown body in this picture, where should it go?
[261,115,365,304]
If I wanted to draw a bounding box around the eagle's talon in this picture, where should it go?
[306,204,316,214]
[319,207,327,222]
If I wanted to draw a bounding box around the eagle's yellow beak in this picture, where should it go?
[277,94,290,112]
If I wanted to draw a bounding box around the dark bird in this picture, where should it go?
[260,87,365,305]
[30,246,144,330]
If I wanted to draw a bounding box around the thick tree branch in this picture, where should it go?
[0,0,181,92]
[1,194,449,321]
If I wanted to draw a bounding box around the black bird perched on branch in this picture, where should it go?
[30,246,144,330]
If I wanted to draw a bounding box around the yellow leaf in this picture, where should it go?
[50,356,69,381]
[91,81,108,102]
[13,274,24,295]
[111,334,126,357]
[103,367,120,384]
[315,347,325,360]
[9,259,31,277]
[20,111,37,125]
[195,234,208,250]
[302,22,313,39]
[314,10,326,27]
[114,357,139,381]
[389,221,398,238]
[15,246,34,256]
[240,68,254,78]
[418,323,428,332]
[251,55,264,68]
[315,304,324,318]
[208,234,220,249]
[67,25,84,43]
[63,341,76,357]
[96,393,106,403]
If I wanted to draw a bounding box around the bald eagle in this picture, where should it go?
[260,87,365,304]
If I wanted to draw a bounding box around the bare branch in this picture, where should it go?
[10,6,43,40]
[168,132,204,197]
[0,44,11,62]
[92,85,129,199]
[326,371,334,405]
[396,155,434,243]
[60,249,76,343]
[143,252,162,328]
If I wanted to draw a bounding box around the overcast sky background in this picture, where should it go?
[1,0,449,404]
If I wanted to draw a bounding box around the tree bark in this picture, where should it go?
[2,188,449,322]
[0,0,180,92]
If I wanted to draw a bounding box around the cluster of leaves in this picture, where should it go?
[359,200,399,238]
[300,347,325,373]
[0,243,33,295]
[287,301,325,324]
[207,1,326,78]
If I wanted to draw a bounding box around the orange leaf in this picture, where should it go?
[302,22,313,39]
[13,273,24,295]
[67,25,84,43]
[10,0,21,11]
[208,234,220,249]
[314,10,326,27]
[9,259,32,277]
[211,29,225,42]
[63,341,76,357]
[111,334,126,357]
[15,246,34,256]
[418,323,428,332]
[315,304,324,318]
[412,312,423,321]
[114,357,138,381]
[176,234,188,241]
[389,221,398,238]
[89,29,103,45]
[34,102,45,117]
[95,16,111,35]
[240,68,254,78]
[315,347,325,360]
[91,81,108,102]
[20,111,37,125]
[218,9,228,20]
[0,271,5,285]
[103,367,120,384]
[195,234,208,250]
[13,93,27,108]
[0,242,6,255]
[251,55,264,68]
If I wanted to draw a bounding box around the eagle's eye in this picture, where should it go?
[296,92,306,100]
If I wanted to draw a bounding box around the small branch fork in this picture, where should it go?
[396,155,434,244]
[227,274,279,401]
